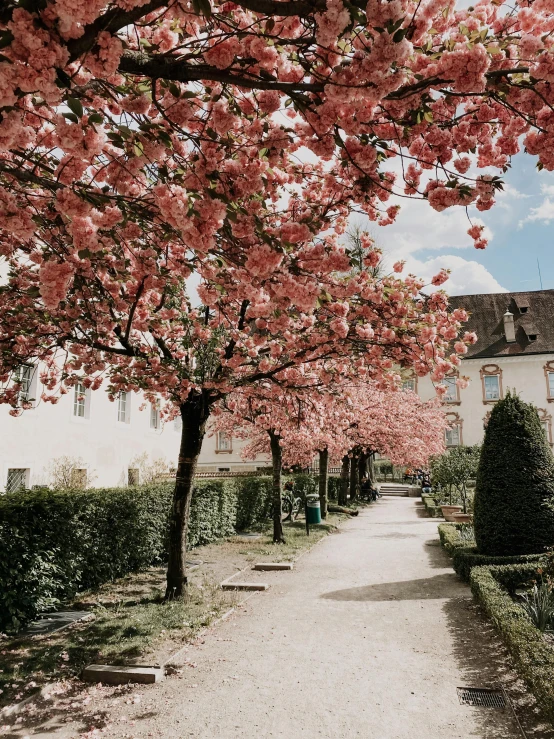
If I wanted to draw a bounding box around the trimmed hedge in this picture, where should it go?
[438,523,543,582]
[0,476,278,633]
[327,476,341,501]
[235,477,273,531]
[471,563,554,724]
[422,495,442,518]
[474,392,554,556]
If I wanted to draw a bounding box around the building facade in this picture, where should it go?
[415,289,554,448]
[3,288,553,491]
[0,377,267,493]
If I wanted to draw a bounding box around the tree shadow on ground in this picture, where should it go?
[443,595,554,738]
[321,573,461,601]
[424,537,454,569]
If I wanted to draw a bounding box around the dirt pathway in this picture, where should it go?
[9,498,554,738]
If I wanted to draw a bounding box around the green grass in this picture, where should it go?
[0,578,230,705]
[0,513,346,707]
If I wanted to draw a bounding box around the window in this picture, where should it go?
[15,365,34,405]
[545,363,554,402]
[480,365,502,403]
[70,468,87,488]
[484,375,500,401]
[117,391,130,423]
[6,468,28,493]
[538,409,552,445]
[216,431,232,452]
[128,468,140,486]
[402,378,416,392]
[73,382,89,418]
[529,334,538,342]
[217,467,231,472]
[150,402,160,430]
[445,426,461,447]
[443,376,458,403]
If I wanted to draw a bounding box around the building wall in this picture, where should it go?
[416,353,554,447]
[0,371,268,492]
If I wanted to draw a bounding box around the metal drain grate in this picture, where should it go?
[457,687,507,708]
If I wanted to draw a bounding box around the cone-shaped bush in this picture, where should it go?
[474,392,554,556]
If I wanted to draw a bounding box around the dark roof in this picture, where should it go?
[449,289,554,359]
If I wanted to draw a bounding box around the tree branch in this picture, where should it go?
[118,51,325,92]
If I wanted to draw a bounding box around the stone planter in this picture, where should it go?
[441,505,463,522]
[451,512,472,524]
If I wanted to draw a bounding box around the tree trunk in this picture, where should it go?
[358,452,368,490]
[368,452,376,484]
[318,448,329,519]
[269,429,285,543]
[339,455,349,506]
[165,393,210,600]
[349,449,359,502]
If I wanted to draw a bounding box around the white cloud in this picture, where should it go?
[350,184,505,296]
[518,183,554,226]
[405,254,507,295]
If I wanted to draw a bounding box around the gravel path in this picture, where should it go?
[10,497,554,738]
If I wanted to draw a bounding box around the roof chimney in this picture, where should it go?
[503,310,516,343]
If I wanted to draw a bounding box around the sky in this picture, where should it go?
[366,153,554,296]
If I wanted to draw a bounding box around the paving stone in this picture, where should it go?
[23,611,92,637]
[253,562,294,571]
[82,664,164,685]
[221,581,269,591]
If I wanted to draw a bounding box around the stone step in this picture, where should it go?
[253,562,293,571]
[82,664,164,685]
[221,581,269,591]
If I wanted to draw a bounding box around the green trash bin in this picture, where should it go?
[306,495,321,525]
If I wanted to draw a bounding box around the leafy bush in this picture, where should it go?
[235,476,273,531]
[520,583,554,632]
[438,523,543,582]
[327,477,341,501]
[474,392,554,556]
[430,445,480,511]
[0,477,270,633]
[470,563,554,724]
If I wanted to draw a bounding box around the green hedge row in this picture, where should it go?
[438,523,543,582]
[422,494,442,518]
[470,563,554,724]
[0,475,290,633]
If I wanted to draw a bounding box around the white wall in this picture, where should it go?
[0,371,269,491]
[417,353,554,447]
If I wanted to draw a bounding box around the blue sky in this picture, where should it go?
[369,153,554,296]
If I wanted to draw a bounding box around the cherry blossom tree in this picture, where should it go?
[215,379,449,520]
[1,0,534,597]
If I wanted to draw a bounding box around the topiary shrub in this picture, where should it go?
[474,392,554,556]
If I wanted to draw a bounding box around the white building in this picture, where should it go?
[3,288,552,491]
[415,289,554,448]
[0,375,267,493]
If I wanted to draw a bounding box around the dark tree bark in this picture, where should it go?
[339,455,350,506]
[165,392,211,599]
[318,448,329,519]
[358,452,369,490]
[349,448,359,502]
[368,452,376,483]
[269,429,285,543]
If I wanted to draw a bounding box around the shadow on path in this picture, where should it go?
[321,573,460,601]
[443,595,554,738]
